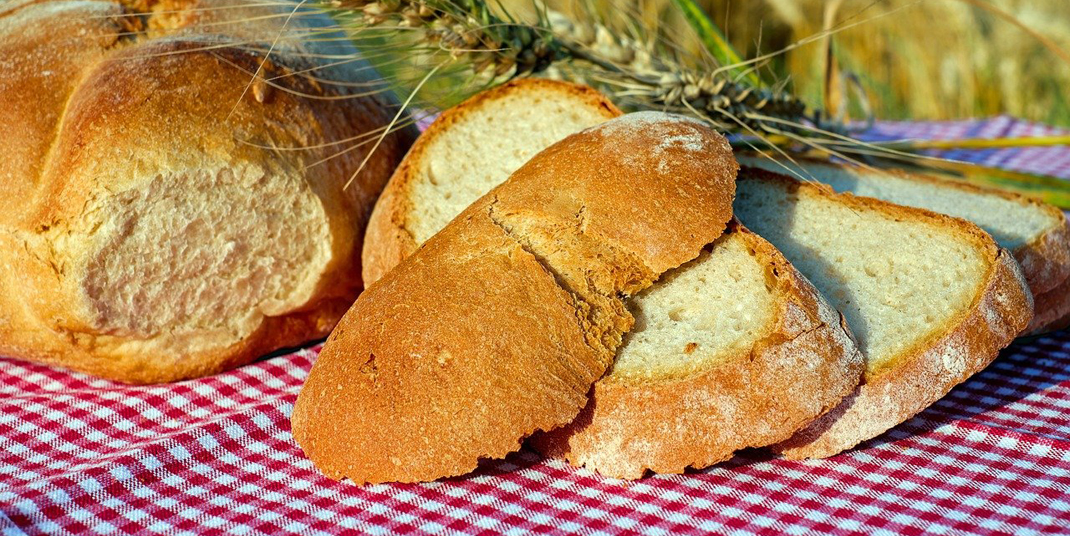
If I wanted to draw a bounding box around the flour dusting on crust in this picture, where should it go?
[587,112,731,177]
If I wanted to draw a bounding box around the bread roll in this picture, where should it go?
[0,0,415,383]
[291,112,738,485]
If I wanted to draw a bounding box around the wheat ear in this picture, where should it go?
[321,0,841,140]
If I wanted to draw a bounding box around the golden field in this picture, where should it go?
[503,0,1070,126]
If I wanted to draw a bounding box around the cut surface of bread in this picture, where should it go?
[362,78,621,284]
[532,223,863,479]
[293,112,739,485]
[733,168,1033,458]
[739,156,1069,333]
[614,227,782,377]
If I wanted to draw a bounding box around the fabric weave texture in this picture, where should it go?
[3,117,1070,536]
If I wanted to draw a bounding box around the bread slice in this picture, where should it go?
[362,78,621,285]
[733,168,1034,458]
[531,222,863,479]
[739,156,1069,334]
[293,112,740,485]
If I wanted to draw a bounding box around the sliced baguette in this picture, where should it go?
[362,78,621,285]
[739,156,1069,334]
[293,113,739,484]
[733,168,1034,458]
[531,222,863,479]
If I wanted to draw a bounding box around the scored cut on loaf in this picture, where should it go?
[531,222,863,479]
[739,156,1069,334]
[0,0,414,383]
[362,78,621,285]
[733,168,1034,458]
[292,112,739,485]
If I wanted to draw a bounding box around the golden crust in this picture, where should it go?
[360,176,418,288]
[531,224,864,479]
[777,249,1031,457]
[2,291,350,384]
[293,113,738,485]
[0,0,123,225]
[294,215,605,484]
[0,0,416,383]
[742,171,1036,458]
[1016,214,1070,296]
[1026,275,1070,335]
[361,78,622,285]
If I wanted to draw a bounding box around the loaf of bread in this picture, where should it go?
[740,156,1069,334]
[291,112,740,484]
[0,0,415,383]
[734,168,1033,458]
[363,78,621,285]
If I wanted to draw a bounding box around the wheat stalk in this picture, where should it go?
[320,0,841,141]
[314,0,1070,205]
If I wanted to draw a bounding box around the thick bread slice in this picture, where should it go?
[362,78,621,284]
[739,156,1070,333]
[292,112,738,484]
[733,168,1033,458]
[531,222,864,479]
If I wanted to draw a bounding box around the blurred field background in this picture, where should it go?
[500,0,1070,126]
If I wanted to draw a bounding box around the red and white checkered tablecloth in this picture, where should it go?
[3,117,1070,535]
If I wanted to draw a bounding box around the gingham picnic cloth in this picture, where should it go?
[3,117,1070,536]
